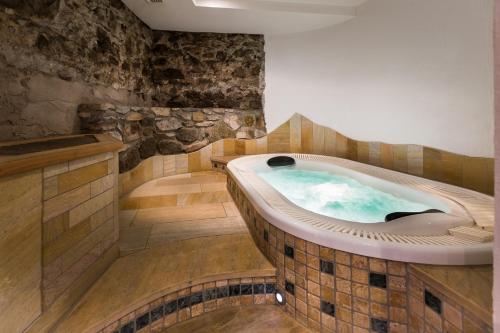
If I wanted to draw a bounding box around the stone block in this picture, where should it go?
[58,161,109,194]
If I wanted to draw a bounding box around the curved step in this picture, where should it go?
[163,305,312,333]
[119,171,248,254]
[54,234,275,333]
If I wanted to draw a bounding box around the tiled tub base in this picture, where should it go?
[227,176,493,333]
[99,276,277,333]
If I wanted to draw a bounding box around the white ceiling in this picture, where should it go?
[122,0,369,35]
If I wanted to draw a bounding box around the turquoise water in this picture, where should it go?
[257,168,432,223]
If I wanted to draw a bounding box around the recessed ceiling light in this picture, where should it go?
[192,0,355,16]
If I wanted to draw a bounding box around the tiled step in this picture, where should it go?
[162,306,312,333]
[118,171,246,255]
[54,235,275,333]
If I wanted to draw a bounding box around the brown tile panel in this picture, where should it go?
[227,174,493,333]
[118,113,493,198]
[0,170,43,333]
[268,121,291,153]
[41,153,120,312]
[409,264,492,327]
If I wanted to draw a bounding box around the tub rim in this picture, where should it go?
[227,153,493,265]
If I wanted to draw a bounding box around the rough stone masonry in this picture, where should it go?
[0,0,153,140]
[0,1,266,172]
[78,104,266,172]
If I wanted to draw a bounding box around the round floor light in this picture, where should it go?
[275,292,284,305]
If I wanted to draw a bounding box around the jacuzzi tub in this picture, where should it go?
[227,154,493,265]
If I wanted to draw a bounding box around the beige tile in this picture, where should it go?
[58,161,108,194]
[148,217,247,246]
[119,226,152,254]
[131,183,201,197]
[312,124,325,155]
[200,145,213,170]
[90,204,114,231]
[212,140,224,157]
[152,156,164,179]
[61,218,114,270]
[44,176,59,200]
[69,188,114,228]
[91,174,114,197]
[120,195,177,210]
[300,117,313,154]
[324,128,337,156]
[119,210,137,229]
[43,213,70,245]
[133,203,227,225]
[223,139,236,156]
[201,182,227,192]
[44,162,69,178]
[163,156,176,176]
[368,142,381,166]
[175,154,188,174]
[268,121,291,153]
[407,145,423,176]
[69,152,113,171]
[0,170,42,333]
[43,218,92,266]
[177,191,231,206]
[223,202,240,217]
[43,184,91,222]
[188,151,202,173]
[256,136,268,154]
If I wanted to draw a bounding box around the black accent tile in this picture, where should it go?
[320,300,335,317]
[178,296,190,309]
[266,283,276,294]
[263,230,269,241]
[203,288,217,301]
[119,321,134,333]
[150,305,164,322]
[320,260,335,275]
[284,245,294,259]
[229,284,241,296]
[241,284,253,295]
[217,286,228,298]
[369,272,387,289]
[285,280,295,295]
[253,284,266,294]
[425,290,442,315]
[190,292,203,306]
[164,299,178,315]
[135,312,150,330]
[371,318,388,333]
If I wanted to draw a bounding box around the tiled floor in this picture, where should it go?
[162,306,312,333]
[53,171,281,332]
[119,171,248,255]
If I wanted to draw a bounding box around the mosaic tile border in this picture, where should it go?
[98,276,277,333]
[227,174,493,333]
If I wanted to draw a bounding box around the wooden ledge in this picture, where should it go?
[0,134,122,178]
[210,155,242,165]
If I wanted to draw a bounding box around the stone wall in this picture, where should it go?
[151,31,265,110]
[78,103,266,172]
[0,0,153,141]
[0,1,267,154]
